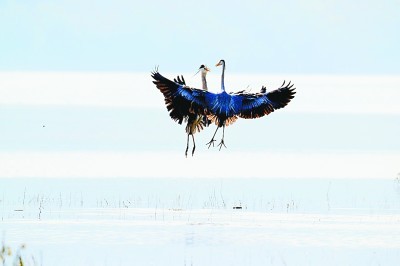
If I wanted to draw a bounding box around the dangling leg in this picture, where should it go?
[206,127,219,148]
[191,135,196,156]
[185,134,190,157]
[217,125,227,150]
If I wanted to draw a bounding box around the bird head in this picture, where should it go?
[215,59,225,67]
[194,64,210,76]
[199,64,210,73]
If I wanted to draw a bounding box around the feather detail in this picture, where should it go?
[237,81,296,119]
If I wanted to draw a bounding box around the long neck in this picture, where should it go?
[221,62,225,91]
[201,72,208,91]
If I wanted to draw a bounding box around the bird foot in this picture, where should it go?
[206,139,216,149]
[218,140,227,151]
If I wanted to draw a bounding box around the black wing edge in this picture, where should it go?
[174,75,186,85]
[151,69,187,124]
[267,80,296,109]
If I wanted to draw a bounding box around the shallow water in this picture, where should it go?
[1,178,400,265]
[2,178,400,213]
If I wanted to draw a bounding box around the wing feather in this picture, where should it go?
[237,81,296,119]
[151,71,208,124]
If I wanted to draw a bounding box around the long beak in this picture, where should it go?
[215,62,221,67]
[193,68,201,77]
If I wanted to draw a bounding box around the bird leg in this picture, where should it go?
[217,126,227,151]
[206,127,219,148]
[185,134,190,157]
[191,135,196,156]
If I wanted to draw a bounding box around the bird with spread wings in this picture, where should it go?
[151,59,296,155]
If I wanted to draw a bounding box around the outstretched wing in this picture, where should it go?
[237,81,296,119]
[151,71,208,124]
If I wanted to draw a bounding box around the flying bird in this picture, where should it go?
[205,59,296,149]
[151,59,296,152]
[153,65,210,157]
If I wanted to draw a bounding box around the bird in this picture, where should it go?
[151,59,296,151]
[153,65,210,157]
[181,65,211,157]
[205,59,296,149]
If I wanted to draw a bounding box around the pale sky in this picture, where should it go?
[0,1,399,179]
[0,0,399,74]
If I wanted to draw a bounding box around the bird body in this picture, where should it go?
[206,91,241,127]
[184,65,210,136]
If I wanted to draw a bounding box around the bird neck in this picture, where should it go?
[221,62,226,92]
[201,72,208,91]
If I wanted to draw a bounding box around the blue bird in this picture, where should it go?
[206,59,296,149]
[151,59,296,151]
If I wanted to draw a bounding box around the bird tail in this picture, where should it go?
[202,115,211,127]
[185,114,209,135]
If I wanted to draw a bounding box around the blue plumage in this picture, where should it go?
[207,92,241,119]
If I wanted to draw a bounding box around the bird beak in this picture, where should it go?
[216,61,221,67]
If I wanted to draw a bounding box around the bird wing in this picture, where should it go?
[237,81,296,119]
[174,75,186,85]
[152,71,208,124]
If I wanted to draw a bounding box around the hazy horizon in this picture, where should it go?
[1,72,399,179]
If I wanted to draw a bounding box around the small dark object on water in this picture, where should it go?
[233,206,242,210]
